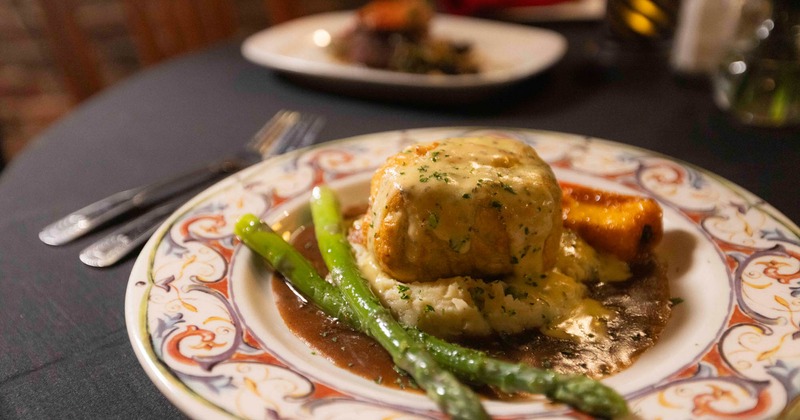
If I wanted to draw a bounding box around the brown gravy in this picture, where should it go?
[273,223,671,392]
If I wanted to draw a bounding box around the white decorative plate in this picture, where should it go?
[126,127,800,419]
[241,12,567,101]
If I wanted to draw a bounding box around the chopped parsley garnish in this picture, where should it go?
[431,171,451,183]
[427,213,439,228]
[448,237,469,252]
[398,284,411,300]
[500,182,516,194]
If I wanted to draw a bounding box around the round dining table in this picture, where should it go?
[1,18,798,419]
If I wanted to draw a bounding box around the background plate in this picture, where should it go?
[241,12,567,103]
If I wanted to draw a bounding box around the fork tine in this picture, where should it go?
[246,110,298,156]
[298,114,326,148]
[268,112,325,157]
[245,110,324,159]
[274,113,325,155]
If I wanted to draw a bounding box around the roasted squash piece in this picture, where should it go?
[561,183,663,262]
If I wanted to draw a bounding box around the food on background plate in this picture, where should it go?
[330,0,480,74]
[235,135,671,418]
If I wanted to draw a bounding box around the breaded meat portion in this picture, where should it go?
[362,136,562,282]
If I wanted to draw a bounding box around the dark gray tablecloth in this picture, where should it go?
[1,21,797,419]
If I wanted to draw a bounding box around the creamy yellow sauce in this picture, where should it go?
[367,137,563,282]
[557,230,631,283]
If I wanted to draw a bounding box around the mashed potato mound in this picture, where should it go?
[351,230,627,339]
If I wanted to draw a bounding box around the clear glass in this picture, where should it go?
[713,0,800,127]
[587,0,680,70]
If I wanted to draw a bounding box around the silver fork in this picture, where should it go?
[77,110,324,267]
[40,110,323,267]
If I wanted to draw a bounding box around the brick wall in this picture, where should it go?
[0,0,368,165]
[0,0,274,163]
[1,0,75,161]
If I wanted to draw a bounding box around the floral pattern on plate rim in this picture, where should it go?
[125,127,800,419]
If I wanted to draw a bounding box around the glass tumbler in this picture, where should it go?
[713,0,800,127]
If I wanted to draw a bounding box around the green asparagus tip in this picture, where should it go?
[234,213,263,238]
[550,374,629,418]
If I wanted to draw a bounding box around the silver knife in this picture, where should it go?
[39,158,245,246]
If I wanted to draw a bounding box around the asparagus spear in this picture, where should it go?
[234,212,629,418]
[234,214,352,322]
[309,186,489,420]
[406,329,629,418]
